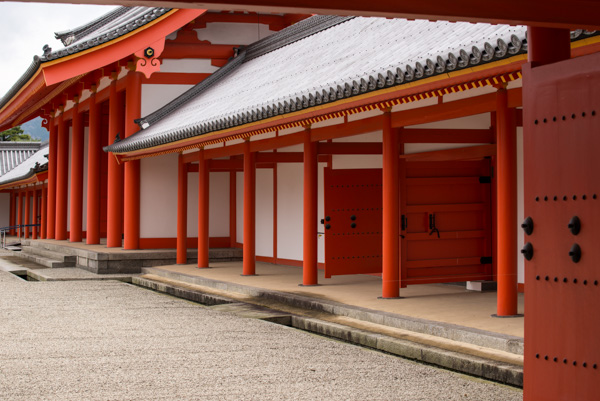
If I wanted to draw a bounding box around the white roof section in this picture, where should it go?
[0,143,49,186]
[108,16,530,154]
[0,142,42,177]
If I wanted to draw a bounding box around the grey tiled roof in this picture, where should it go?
[107,16,536,154]
[0,142,43,177]
[0,6,169,113]
[0,143,48,186]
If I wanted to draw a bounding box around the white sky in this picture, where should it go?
[0,2,118,98]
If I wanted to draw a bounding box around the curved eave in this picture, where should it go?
[0,170,48,191]
[113,54,528,161]
[0,8,205,131]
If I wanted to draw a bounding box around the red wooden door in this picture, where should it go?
[401,161,493,285]
[522,53,600,401]
[323,168,383,278]
[323,161,492,283]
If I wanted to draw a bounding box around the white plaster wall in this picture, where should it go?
[187,171,230,238]
[276,163,302,261]
[140,154,178,238]
[332,130,383,170]
[195,22,275,45]
[0,193,9,227]
[404,143,485,154]
[275,162,326,263]
[408,113,491,129]
[141,84,194,117]
[210,172,230,237]
[160,59,219,74]
[256,169,273,257]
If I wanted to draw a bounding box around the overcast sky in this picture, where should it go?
[0,2,118,98]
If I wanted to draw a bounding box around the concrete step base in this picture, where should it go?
[21,245,77,264]
[19,239,242,274]
[133,274,523,387]
[17,252,73,268]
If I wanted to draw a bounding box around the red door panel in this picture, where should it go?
[323,168,383,278]
[523,53,600,401]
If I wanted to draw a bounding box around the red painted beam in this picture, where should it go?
[161,43,236,59]
[21,0,600,30]
[399,144,496,161]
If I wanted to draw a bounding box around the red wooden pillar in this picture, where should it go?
[229,170,237,248]
[106,78,124,248]
[9,190,15,235]
[24,188,31,239]
[177,153,188,264]
[198,149,210,268]
[32,188,38,239]
[87,91,101,245]
[69,100,84,242]
[302,126,318,286]
[41,184,47,239]
[495,86,518,316]
[382,111,400,298]
[242,139,256,275]
[17,190,23,237]
[124,69,142,250]
[55,111,68,240]
[47,116,57,239]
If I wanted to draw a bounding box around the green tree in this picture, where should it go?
[0,126,38,141]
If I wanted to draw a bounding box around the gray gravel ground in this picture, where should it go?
[0,269,522,401]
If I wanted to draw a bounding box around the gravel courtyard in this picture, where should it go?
[0,269,522,400]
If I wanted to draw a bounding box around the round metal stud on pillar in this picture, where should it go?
[302,125,318,286]
[70,99,84,242]
[46,116,57,239]
[55,109,68,240]
[242,139,256,276]
[495,85,518,316]
[381,110,400,298]
[197,148,210,268]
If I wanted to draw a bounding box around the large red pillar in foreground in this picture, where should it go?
[302,126,318,286]
[495,87,518,316]
[55,111,69,240]
[198,149,210,268]
[242,139,256,275]
[177,153,188,264]
[106,78,124,248]
[87,91,101,245]
[46,116,57,239]
[124,69,142,250]
[69,101,84,242]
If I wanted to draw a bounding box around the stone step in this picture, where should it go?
[133,274,522,387]
[18,252,74,269]
[21,240,80,256]
[21,245,77,264]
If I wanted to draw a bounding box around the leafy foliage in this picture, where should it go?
[0,126,38,142]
